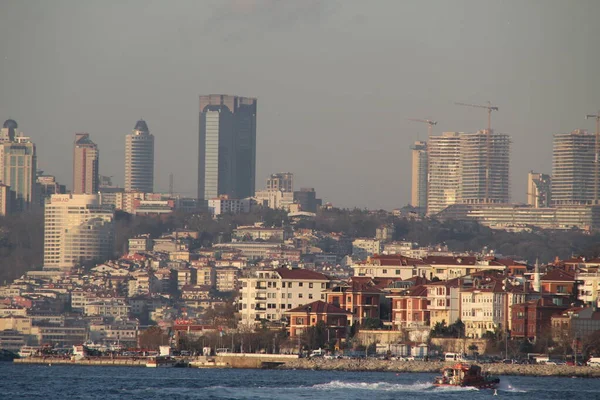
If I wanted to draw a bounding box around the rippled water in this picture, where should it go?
[1,362,598,399]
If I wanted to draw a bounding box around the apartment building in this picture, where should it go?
[238,267,331,326]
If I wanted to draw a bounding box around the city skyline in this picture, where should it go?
[2,1,600,209]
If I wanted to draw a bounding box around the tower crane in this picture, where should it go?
[587,111,600,204]
[455,101,499,132]
[407,118,437,137]
[455,101,500,202]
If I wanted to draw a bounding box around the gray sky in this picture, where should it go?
[1,0,600,210]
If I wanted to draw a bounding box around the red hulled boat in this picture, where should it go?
[433,363,499,389]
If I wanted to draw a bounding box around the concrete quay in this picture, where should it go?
[14,357,146,367]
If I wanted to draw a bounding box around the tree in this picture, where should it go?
[138,326,169,350]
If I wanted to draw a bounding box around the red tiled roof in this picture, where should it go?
[285,300,352,315]
[275,268,329,281]
[422,256,477,265]
[541,269,575,282]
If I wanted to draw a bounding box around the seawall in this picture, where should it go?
[278,359,600,378]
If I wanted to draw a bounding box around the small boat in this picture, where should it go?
[433,363,499,389]
[146,356,177,368]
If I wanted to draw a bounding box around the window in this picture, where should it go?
[299,282,303,287]
[309,294,313,299]
[309,283,313,288]
[299,293,303,298]
[395,269,400,275]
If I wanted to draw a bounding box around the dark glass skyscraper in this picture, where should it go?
[198,95,257,201]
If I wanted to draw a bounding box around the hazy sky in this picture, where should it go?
[1,0,600,209]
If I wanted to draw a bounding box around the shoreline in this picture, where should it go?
[277,359,600,378]
[12,356,600,378]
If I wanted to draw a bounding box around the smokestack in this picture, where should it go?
[534,258,541,293]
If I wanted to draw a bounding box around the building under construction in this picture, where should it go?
[552,129,596,205]
[426,130,511,215]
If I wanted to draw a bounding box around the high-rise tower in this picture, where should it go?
[552,129,596,205]
[43,194,114,270]
[0,119,37,212]
[459,130,510,205]
[73,133,99,194]
[198,95,257,202]
[125,120,154,193]
[427,132,461,215]
[410,141,428,211]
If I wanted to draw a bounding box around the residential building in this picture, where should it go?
[128,235,153,253]
[254,189,294,210]
[215,266,238,292]
[351,254,420,280]
[213,242,284,260]
[0,329,25,352]
[196,265,216,287]
[177,268,197,290]
[266,172,293,192]
[43,194,114,271]
[552,129,596,205]
[125,119,154,192]
[233,226,286,242]
[461,281,506,338]
[511,297,568,341]
[0,119,36,211]
[84,300,130,318]
[375,225,394,242]
[198,94,257,202]
[552,306,600,341]
[422,256,505,281]
[325,277,384,324]
[208,195,252,216]
[388,285,429,330]
[577,271,600,305]
[527,171,551,208]
[540,269,575,296]
[73,133,99,194]
[426,278,461,327]
[410,140,428,212]
[285,300,351,338]
[352,239,381,260]
[238,268,331,325]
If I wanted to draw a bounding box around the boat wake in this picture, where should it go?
[312,381,478,392]
[498,379,527,393]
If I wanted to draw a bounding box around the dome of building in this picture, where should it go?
[134,119,149,132]
[3,119,17,130]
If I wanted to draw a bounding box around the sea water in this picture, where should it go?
[1,363,598,399]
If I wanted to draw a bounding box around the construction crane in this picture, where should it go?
[455,101,500,203]
[455,101,499,132]
[407,118,437,137]
[587,111,600,204]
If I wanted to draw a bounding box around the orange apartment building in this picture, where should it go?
[325,277,384,324]
[387,285,429,330]
[285,300,352,338]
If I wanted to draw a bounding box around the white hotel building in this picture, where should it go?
[43,194,114,271]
